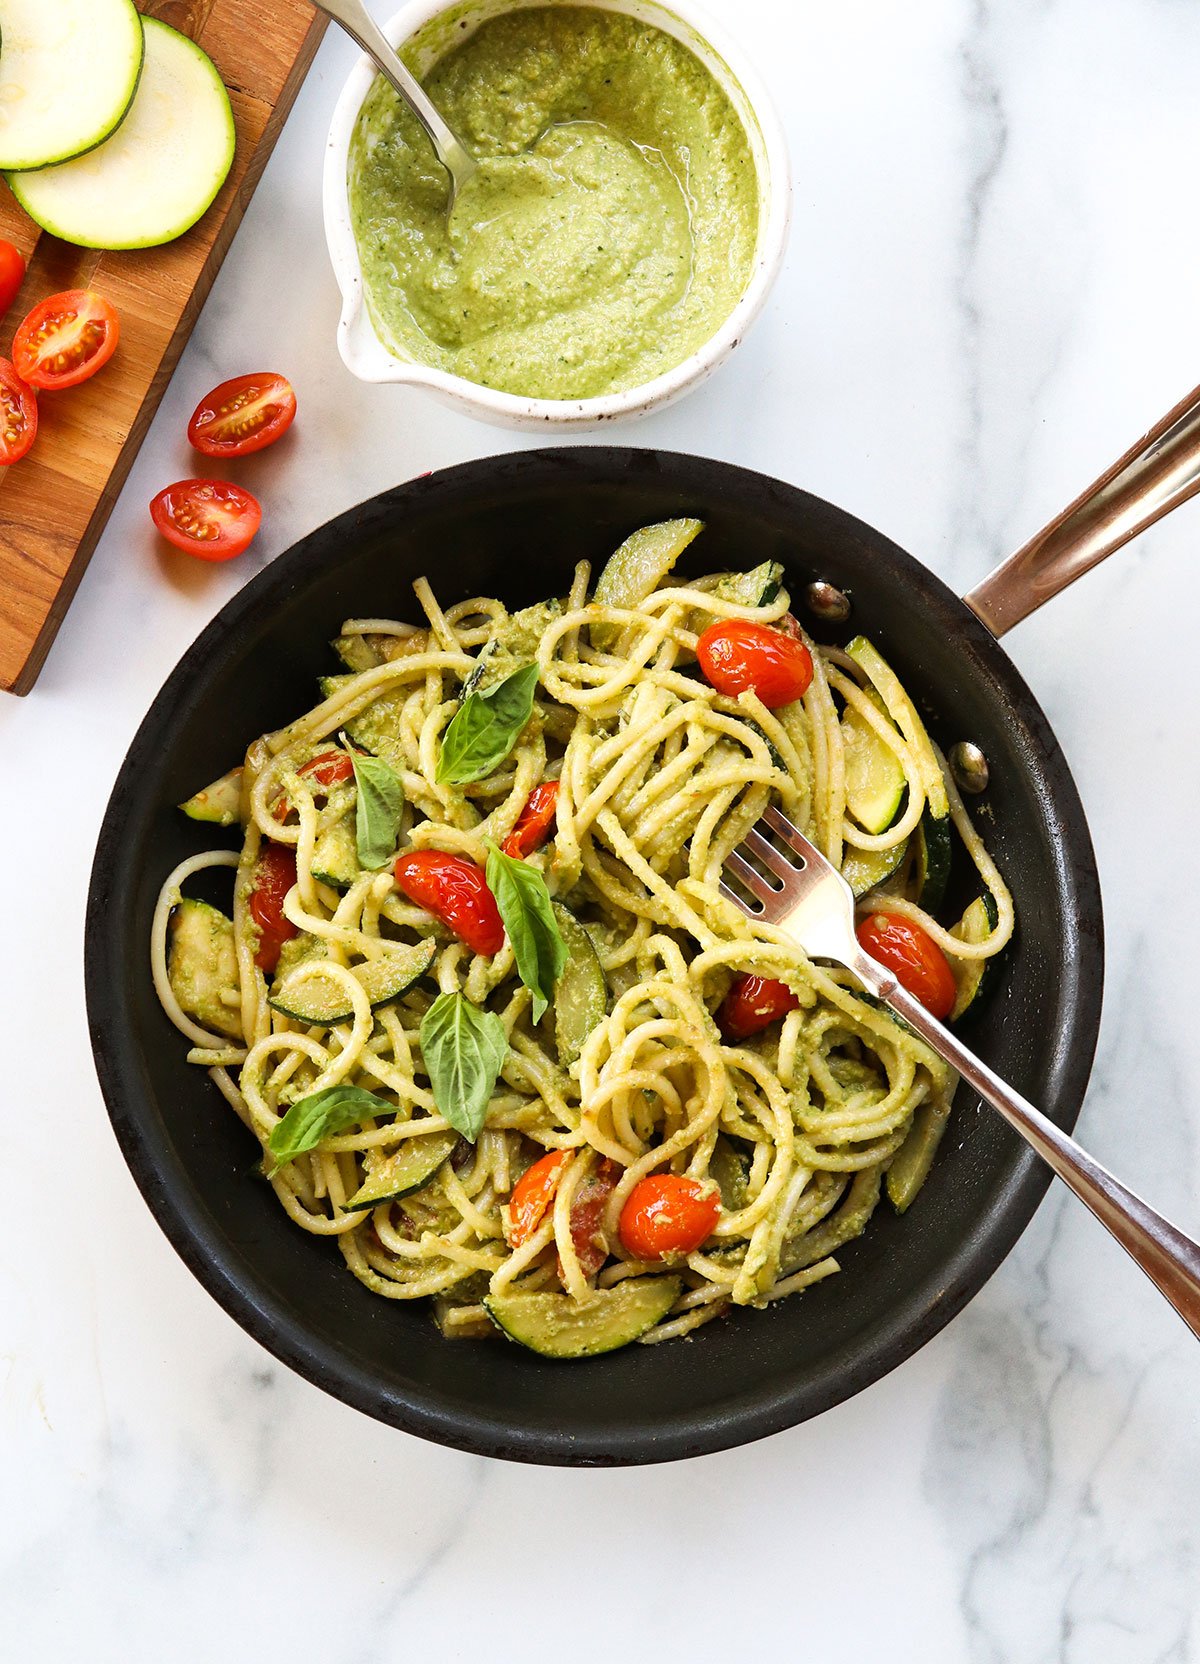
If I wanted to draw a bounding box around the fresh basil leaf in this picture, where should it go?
[267,1084,392,1170]
[419,992,508,1143]
[436,663,539,787]
[350,749,404,869]
[484,841,568,1023]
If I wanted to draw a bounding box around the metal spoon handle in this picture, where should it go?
[309,0,476,184]
[964,382,1200,637]
[852,950,1200,1341]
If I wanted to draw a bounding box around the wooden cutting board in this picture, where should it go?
[0,0,327,695]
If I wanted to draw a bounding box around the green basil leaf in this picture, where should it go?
[436,663,539,787]
[350,749,404,869]
[419,992,508,1143]
[267,1084,392,1170]
[484,841,569,1023]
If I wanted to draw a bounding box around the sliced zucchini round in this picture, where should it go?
[269,939,435,1024]
[179,766,243,827]
[0,0,144,172]
[345,1129,459,1210]
[914,807,952,912]
[311,817,360,891]
[484,1276,682,1359]
[168,897,242,1041]
[552,904,607,1066]
[8,18,234,249]
[841,700,906,834]
[949,892,1002,1023]
[841,836,908,898]
[592,519,703,650]
[712,560,784,608]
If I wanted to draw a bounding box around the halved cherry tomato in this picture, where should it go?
[562,1157,620,1279]
[696,619,814,708]
[0,358,36,465]
[0,242,26,317]
[502,779,559,858]
[150,479,262,562]
[276,750,355,819]
[249,843,299,973]
[187,372,298,459]
[14,289,119,390]
[856,911,956,1020]
[393,849,504,956]
[618,1174,721,1260]
[717,973,800,1042]
[507,1149,571,1248]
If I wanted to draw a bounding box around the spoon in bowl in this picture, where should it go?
[309,0,477,197]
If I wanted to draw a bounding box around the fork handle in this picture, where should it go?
[851,949,1200,1339]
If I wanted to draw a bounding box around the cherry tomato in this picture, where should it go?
[562,1158,620,1280]
[502,780,560,859]
[14,289,119,390]
[276,751,355,819]
[187,372,298,459]
[507,1149,571,1248]
[619,1174,721,1260]
[0,242,26,317]
[0,357,37,465]
[696,619,814,708]
[150,479,262,561]
[393,850,504,956]
[717,973,800,1042]
[249,843,299,973]
[856,911,956,1020]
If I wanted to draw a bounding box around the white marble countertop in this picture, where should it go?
[4,1,1200,1656]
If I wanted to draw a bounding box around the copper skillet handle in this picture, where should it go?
[964,383,1200,637]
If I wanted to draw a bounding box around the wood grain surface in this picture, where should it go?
[0,0,327,695]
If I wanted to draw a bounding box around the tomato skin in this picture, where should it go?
[717,973,800,1042]
[187,372,297,459]
[856,912,956,1020]
[249,843,299,973]
[0,358,36,465]
[14,289,119,390]
[0,242,26,317]
[619,1174,721,1260]
[150,479,262,561]
[299,751,354,791]
[562,1157,620,1279]
[507,1149,571,1247]
[502,780,559,858]
[393,850,504,956]
[696,620,814,708]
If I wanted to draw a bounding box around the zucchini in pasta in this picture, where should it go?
[152,521,1014,1358]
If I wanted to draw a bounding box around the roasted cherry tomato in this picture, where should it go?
[0,357,37,465]
[150,478,262,561]
[717,973,801,1042]
[562,1157,620,1280]
[14,289,119,390]
[187,372,298,459]
[507,1149,571,1248]
[393,849,504,956]
[619,1174,721,1261]
[0,242,26,317]
[502,779,560,859]
[249,842,299,973]
[276,750,355,819]
[856,911,956,1020]
[696,619,814,709]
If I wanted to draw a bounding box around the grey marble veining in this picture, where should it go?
[3,3,1200,1658]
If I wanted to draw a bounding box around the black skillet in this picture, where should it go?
[85,389,1200,1465]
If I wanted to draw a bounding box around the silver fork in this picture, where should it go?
[721,804,1200,1339]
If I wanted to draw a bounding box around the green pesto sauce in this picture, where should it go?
[347,6,760,400]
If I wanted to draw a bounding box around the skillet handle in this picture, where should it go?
[850,950,1200,1342]
[964,382,1200,637]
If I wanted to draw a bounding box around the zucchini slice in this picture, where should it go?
[311,817,360,891]
[167,898,242,1040]
[845,637,948,818]
[591,519,703,649]
[9,19,235,249]
[842,700,906,834]
[340,688,408,773]
[333,634,384,672]
[463,600,563,696]
[179,766,243,827]
[886,1100,951,1212]
[345,1129,459,1210]
[484,1277,681,1359]
[272,931,327,980]
[840,837,908,897]
[712,560,784,608]
[0,0,144,172]
[949,892,1002,1023]
[552,904,607,1066]
[914,807,952,912]
[710,1136,751,1210]
[268,939,435,1024]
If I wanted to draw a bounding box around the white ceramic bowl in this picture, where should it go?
[323,0,791,429]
